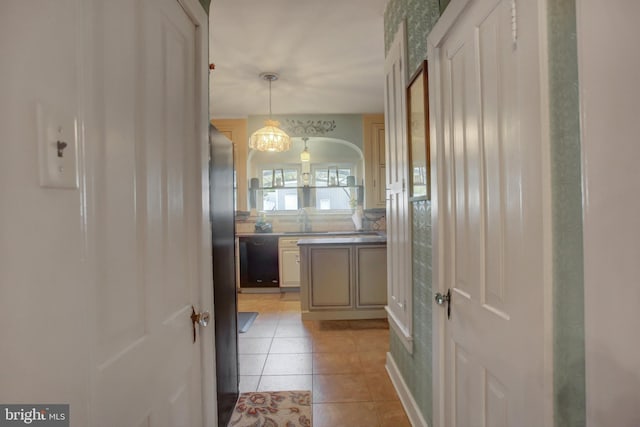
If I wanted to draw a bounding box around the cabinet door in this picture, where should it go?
[356,246,387,307]
[374,126,386,207]
[309,247,352,308]
[364,114,386,208]
[280,248,301,287]
[210,119,248,211]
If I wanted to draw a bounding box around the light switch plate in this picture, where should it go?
[36,103,79,189]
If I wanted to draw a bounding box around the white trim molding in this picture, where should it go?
[178,0,217,425]
[384,19,413,355]
[386,306,413,353]
[386,352,429,427]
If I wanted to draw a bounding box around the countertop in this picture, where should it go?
[236,231,384,238]
[297,235,387,246]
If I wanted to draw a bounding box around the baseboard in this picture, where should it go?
[386,352,429,427]
[301,309,386,321]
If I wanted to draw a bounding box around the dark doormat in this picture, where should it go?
[237,312,258,333]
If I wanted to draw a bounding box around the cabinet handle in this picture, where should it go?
[295,255,300,264]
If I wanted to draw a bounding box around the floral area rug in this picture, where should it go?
[228,390,312,427]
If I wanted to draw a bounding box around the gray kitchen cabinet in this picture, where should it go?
[298,236,387,320]
[356,246,387,307]
[309,247,352,308]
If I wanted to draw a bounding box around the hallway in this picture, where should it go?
[236,292,410,427]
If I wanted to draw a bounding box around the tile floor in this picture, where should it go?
[237,292,411,427]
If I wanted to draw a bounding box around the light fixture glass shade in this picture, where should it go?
[300,148,310,162]
[249,120,291,152]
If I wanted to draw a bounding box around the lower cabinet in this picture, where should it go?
[299,240,387,320]
[279,238,301,288]
[308,247,352,308]
[355,246,387,307]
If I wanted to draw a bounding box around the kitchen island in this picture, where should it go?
[297,235,387,320]
[235,231,381,292]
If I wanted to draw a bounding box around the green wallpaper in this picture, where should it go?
[199,0,210,14]
[384,1,441,424]
[384,0,441,77]
[548,0,586,426]
[384,1,586,426]
[390,200,433,425]
[438,0,451,13]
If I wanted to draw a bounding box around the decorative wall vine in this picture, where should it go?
[282,119,337,137]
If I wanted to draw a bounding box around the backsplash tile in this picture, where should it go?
[235,211,386,234]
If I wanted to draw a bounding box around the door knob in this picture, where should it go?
[434,289,451,319]
[191,306,211,343]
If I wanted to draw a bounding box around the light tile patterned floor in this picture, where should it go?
[237,292,411,427]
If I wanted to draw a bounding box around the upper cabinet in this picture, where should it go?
[211,118,248,211]
[363,114,386,209]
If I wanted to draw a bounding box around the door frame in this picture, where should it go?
[175,0,217,424]
[577,1,640,425]
[427,0,554,425]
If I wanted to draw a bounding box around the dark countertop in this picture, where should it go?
[236,231,383,238]
[297,235,387,246]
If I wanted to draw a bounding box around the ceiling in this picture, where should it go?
[208,0,388,119]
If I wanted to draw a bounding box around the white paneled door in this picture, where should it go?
[430,0,550,425]
[90,0,210,426]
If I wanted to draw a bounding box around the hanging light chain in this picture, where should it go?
[268,78,272,117]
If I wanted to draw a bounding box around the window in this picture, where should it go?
[260,168,299,211]
[313,166,355,210]
[256,165,360,212]
[313,167,352,187]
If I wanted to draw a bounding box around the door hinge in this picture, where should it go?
[511,0,518,50]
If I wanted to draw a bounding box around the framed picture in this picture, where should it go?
[407,60,431,200]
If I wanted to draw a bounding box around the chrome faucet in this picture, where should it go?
[298,208,312,233]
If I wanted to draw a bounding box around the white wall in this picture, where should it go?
[0,1,90,424]
[578,1,640,425]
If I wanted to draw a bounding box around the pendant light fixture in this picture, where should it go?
[300,137,311,162]
[249,72,291,152]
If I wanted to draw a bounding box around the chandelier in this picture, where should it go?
[249,73,291,152]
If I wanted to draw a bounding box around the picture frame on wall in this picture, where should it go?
[407,60,431,200]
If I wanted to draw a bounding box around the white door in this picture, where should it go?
[90,0,210,425]
[430,0,549,425]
